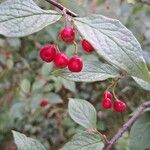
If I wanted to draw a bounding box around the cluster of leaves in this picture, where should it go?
[12,99,150,150]
[0,0,150,150]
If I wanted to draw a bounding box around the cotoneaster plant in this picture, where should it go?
[0,0,150,150]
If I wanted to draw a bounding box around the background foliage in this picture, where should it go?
[0,0,150,149]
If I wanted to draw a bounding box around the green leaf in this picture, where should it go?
[54,61,119,82]
[133,76,150,91]
[46,92,63,104]
[129,112,150,150]
[116,133,129,150]
[31,94,43,109]
[6,37,21,48]
[62,78,76,93]
[68,98,97,129]
[41,63,53,77]
[12,130,46,150]
[32,79,46,93]
[20,79,31,93]
[0,109,10,131]
[74,15,150,82]
[52,76,63,92]
[0,0,61,37]
[9,102,26,120]
[62,131,104,150]
[6,59,14,69]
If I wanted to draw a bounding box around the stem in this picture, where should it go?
[105,80,114,91]
[73,41,78,55]
[86,128,109,144]
[97,132,109,144]
[44,0,78,17]
[62,8,69,27]
[55,44,60,52]
[105,101,150,150]
[112,81,118,99]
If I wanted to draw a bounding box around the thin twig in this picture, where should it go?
[44,0,78,17]
[105,101,150,150]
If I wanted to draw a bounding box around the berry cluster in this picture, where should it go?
[39,27,94,72]
[102,91,126,112]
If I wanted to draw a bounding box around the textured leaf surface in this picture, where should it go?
[129,112,150,150]
[54,61,119,82]
[68,98,97,128]
[133,76,150,91]
[47,92,63,104]
[20,79,31,93]
[0,0,61,37]
[10,103,26,120]
[62,131,104,150]
[12,130,46,150]
[74,15,150,82]
[32,79,46,93]
[62,78,76,93]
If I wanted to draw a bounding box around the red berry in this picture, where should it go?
[54,52,69,68]
[103,91,112,100]
[40,99,48,107]
[68,56,83,72]
[102,98,112,109]
[113,100,126,112]
[39,44,56,62]
[82,39,94,52]
[60,27,75,43]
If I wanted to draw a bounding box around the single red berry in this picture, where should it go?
[103,91,112,100]
[39,44,56,62]
[68,56,83,72]
[113,99,126,112]
[60,27,75,43]
[82,39,94,52]
[102,98,112,109]
[40,99,49,107]
[54,52,69,68]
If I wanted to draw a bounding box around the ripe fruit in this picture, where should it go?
[39,44,56,62]
[68,56,83,72]
[113,100,126,112]
[60,27,75,43]
[82,39,94,52]
[40,99,48,107]
[102,98,112,109]
[54,52,69,68]
[103,91,112,100]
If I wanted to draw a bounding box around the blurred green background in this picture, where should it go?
[0,0,150,149]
